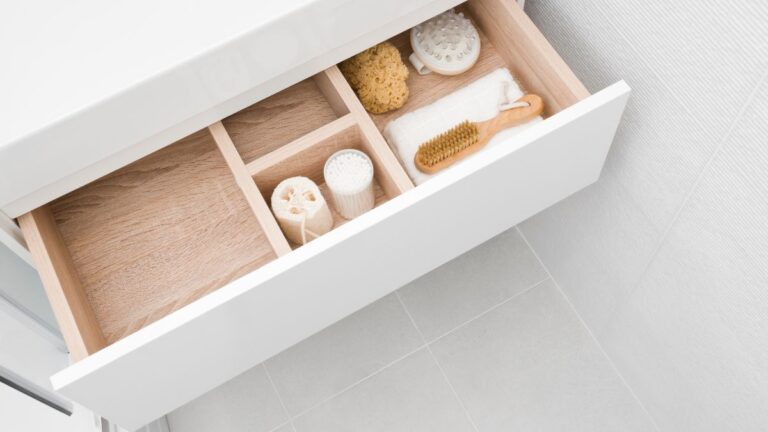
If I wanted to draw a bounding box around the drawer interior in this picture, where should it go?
[368,1,589,132]
[19,0,589,361]
[223,78,345,164]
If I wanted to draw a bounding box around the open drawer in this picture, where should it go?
[18,0,629,429]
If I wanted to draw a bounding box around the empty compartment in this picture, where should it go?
[223,78,347,164]
[20,129,278,356]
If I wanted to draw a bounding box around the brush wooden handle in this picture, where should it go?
[475,94,543,148]
[415,94,544,174]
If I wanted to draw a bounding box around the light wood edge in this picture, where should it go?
[208,122,292,257]
[315,66,414,197]
[17,207,107,361]
[246,114,357,177]
[313,73,350,117]
[469,0,590,111]
[250,124,362,200]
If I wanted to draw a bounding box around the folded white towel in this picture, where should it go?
[383,68,543,185]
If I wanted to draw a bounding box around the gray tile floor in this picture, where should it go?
[167,227,657,432]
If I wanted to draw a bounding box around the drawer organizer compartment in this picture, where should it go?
[18,130,283,358]
[19,64,415,360]
[223,78,344,164]
[17,0,629,428]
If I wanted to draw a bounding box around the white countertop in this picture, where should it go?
[0,0,313,148]
[0,0,459,216]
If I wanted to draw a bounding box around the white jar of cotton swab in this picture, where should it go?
[324,149,375,220]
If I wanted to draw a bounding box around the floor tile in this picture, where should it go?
[398,228,547,341]
[167,366,287,432]
[519,177,661,338]
[594,0,768,139]
[292,349,475,432]
[526,0,718,232]
[265,294,422,415]
[430,281,656,432]
[601,80,768,432]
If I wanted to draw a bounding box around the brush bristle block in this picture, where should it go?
[415,121,479,171]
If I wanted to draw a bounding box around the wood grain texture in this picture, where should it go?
[246,114,357,177]
[209,122,292,257]
[468,0,590,113]
[17,207,107,360]
[48,129,276,343]
[313,73,351,117]
[317,66,414,197]
[222,79,339,164]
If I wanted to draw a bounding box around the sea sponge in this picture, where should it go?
[339,42,409,114]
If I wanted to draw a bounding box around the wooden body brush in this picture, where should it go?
[414,94,544,174]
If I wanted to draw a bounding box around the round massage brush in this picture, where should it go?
[409,10,481,76]
[414,94,544,174]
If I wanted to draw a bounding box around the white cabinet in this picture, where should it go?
[4,0,629,429]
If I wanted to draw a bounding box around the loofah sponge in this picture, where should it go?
[339,42,409,114]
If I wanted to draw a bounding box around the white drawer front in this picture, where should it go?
[51,82,629,430]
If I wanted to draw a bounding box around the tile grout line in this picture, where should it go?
[395,291,482,432]
[592,3,744,140]
[263,420,294,432]
[261,363,299,432]
[527,11,767,431]
[282,277,549,423]
[287,345,427,421]
[618,69,768,305]
[425,277,549,346]
[588,4,768,306]
[516,226,663,432]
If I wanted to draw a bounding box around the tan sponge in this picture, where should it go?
[340,42,409,114]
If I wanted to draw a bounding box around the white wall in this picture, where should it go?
[520,1,768,431]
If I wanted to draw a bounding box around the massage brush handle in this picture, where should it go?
[416,94,544,174]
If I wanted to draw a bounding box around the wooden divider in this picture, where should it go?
[248,118,361,196]
[246,114,357,178]
[16,65,419,359]
[314,66,414,196]
[205,65,419,251]
[208,122,292,256]
[468,0,589,113]
[17,207,106,360]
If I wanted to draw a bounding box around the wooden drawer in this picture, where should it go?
[18,0,629,429]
